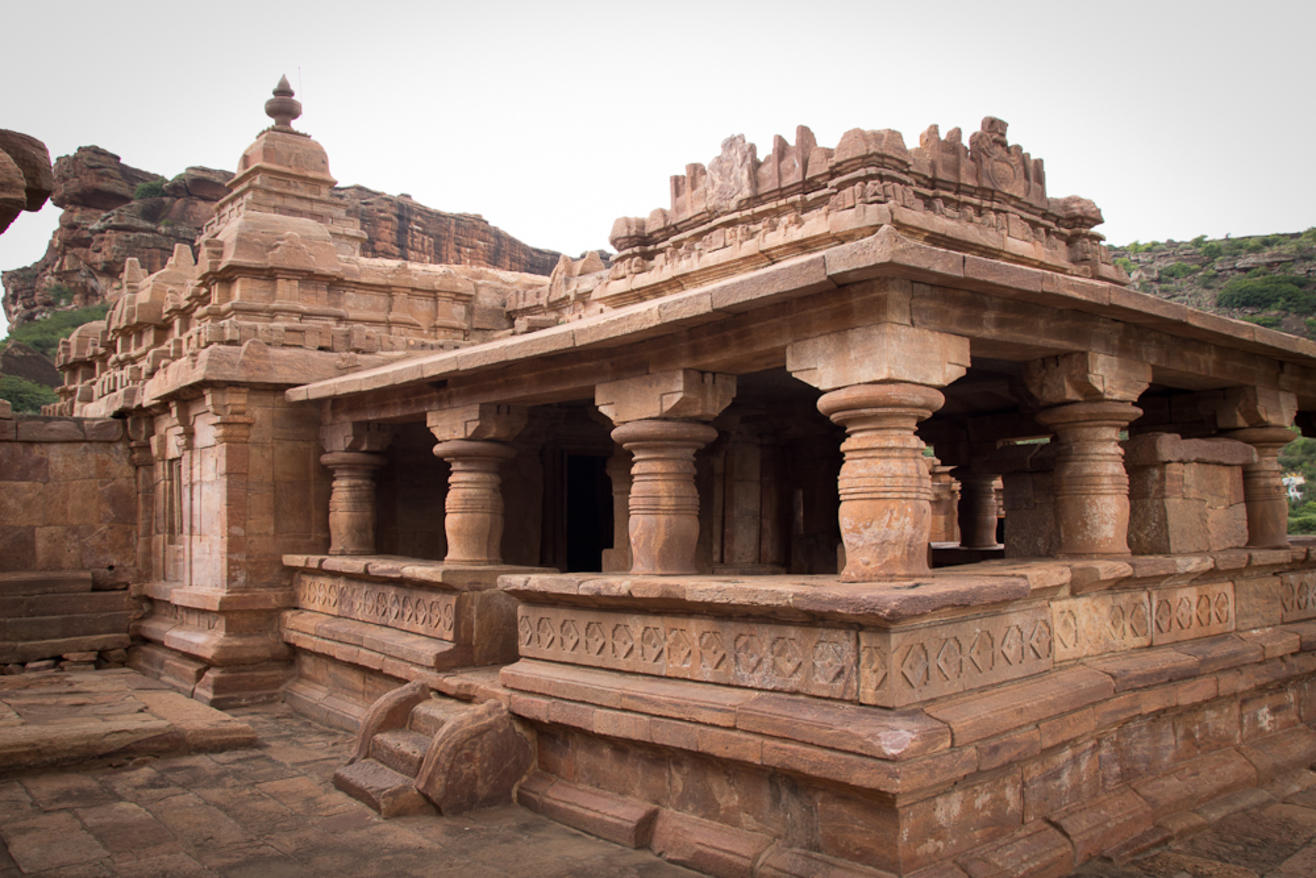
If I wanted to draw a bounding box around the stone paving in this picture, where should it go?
[1,675,1315,877]
[0,698,697,877]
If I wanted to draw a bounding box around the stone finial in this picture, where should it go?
[264,75,302,131]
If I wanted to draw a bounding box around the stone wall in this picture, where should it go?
[0,407,135,586]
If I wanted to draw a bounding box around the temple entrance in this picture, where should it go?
[564,454,612,572]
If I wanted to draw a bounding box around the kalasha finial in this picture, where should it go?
[264,75,302,130]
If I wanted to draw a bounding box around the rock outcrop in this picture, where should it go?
[2,147,230,327]
[4,150,561,330]
[0,131,53,235]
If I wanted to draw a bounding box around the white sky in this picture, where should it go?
[3,0,1314,338]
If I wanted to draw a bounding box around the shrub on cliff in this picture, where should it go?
[1216,274,1314,313]
[133,178,166,199]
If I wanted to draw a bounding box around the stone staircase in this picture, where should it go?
[333,681,532,817]
[0,571,132,667]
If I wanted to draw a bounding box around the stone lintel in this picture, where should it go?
[427,402,528,442]
[1123,432,1257,468]
[1216,386,1298,430]
[595,369,736,425]
[786,322,970,391]
[1024,352,1151,406]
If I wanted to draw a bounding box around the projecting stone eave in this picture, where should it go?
[285,226,1316,409]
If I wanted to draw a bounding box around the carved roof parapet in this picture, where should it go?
[598,117,1122,310]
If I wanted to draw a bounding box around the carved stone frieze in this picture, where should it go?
[1148,582,1235,645]
[515,605,858,700]
[1051,591,1152,662]
[294,572,457,641]
[859,607,1053,707]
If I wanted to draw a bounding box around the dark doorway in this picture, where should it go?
[565,454,612,572]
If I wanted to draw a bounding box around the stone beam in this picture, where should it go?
[786,323,970,391]
[1023,352,1151,406]
[427,403,528,442]
[594,369,736,425]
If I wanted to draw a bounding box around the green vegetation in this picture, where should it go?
[0,375,58,413]
[1243,314,1282,328]
[1,304,109,358]
[1216,274,1315,314]
[1159,262,1199,280]
[133,178,166,199]
[1282,433,1316,533]
[46,284,76,306]
[1114,257,1136,275]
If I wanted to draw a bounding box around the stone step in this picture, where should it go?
[410,697,468,737]
[0,612,133,642]
[0,571,93,597]
[370,728,430,777]
[0,591,131,619]
[332,758,433,817]
[0,633,132,664]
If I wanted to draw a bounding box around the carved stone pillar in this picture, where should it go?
[431,440,517,563]
[596,369,736,575]
[319,420,395,556]
[817,383,946,579]
[786,312,971,580]
[1036,400,1142,555]
[1025,352,1151,556]
[601,451,632,572]
[954,469,1000,549]
[1218,387,1298,548]
[428,404,527,565]
[320,452,386,555]
[611,420,719,574]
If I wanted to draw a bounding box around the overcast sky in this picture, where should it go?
[3,0,1313,337]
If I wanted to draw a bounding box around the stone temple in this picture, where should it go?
[3,79,1316,877]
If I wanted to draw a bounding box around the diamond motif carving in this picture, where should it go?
[901,643,930,688]
[560,620,580,652]
[536,618,556,650]
[1148,583,1235,644]
[935,638,962,682]
[667,628,693,668]
[612,624,634,659]
[969,631,995,673]
[699,632,726,671]
[812,639,846,683]
[584,621,605,655]
[771,637,803,679]
[641,626,665,663]
[1279,571,1316,622]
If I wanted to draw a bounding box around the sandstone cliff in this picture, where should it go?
[2,147,229,327]
[3,148,560,330]
[334,185,559,275]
